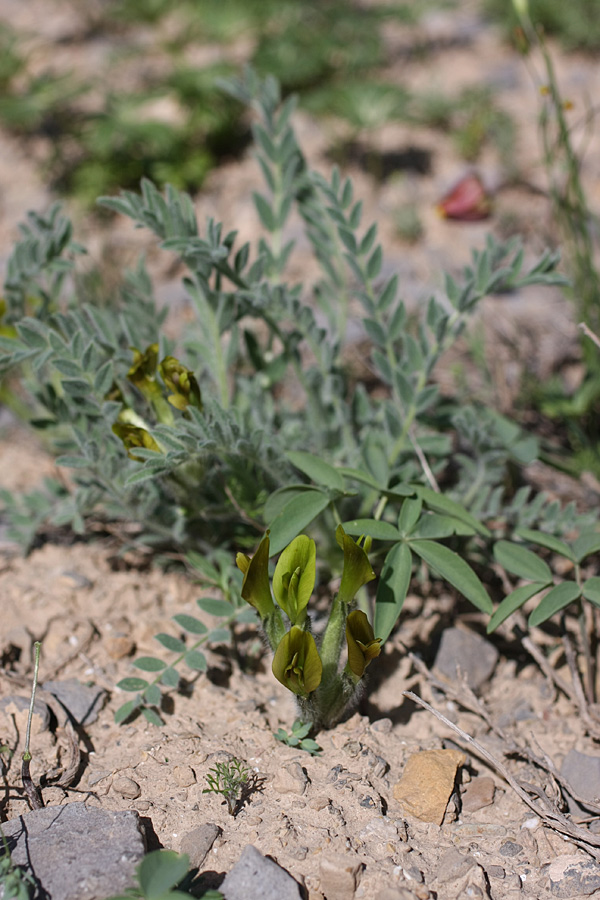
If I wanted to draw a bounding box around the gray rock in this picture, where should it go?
[434,627,499,690]
[545,854,600,898]
[42,679,107,725]
[179,823,221,870]
[0,695,51,730]
[0,802,145,900]
[220,845,304,900]
[561,749,600,815]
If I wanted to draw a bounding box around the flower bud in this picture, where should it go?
[112,423,161,461]
[336,524,375,604]
[236,532,275,619]
[345,610,382,678]
[159,356,202,411]
[273,535,316,625]
[272,626,322,696]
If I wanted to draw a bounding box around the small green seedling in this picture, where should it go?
[105,849,222,900]
[203,758,250,816]
[274,719,322,755]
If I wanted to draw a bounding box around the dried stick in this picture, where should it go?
[408,651,506,741]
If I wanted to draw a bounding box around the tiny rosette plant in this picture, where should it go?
[237,525,378,731]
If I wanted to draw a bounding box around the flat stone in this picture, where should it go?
[561,749,600,815]
[461,776,496,812]
[220,845,303,900]
[319,851,363,900]
[42,679,106,725]
[0,802,145,900]
[434,627,499,690]
[393,749,465,825]
[179,823,221,870]
[546,854,600,898]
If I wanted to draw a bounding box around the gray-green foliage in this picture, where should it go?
[0,72,577,670]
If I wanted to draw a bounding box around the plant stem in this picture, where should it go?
[22,641,44,810]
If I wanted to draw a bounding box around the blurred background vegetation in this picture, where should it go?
[0,0,595,209]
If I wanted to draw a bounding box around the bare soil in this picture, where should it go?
[2,2,600,898]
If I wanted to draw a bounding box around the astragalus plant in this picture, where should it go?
[0,72,569,693]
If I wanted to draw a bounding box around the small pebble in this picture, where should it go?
[59,570,93,589]
[359,816,399,844]
[112,776,141,800]
[371,718,393,734]
[0,696,51,731]
[434,627,499,690]
[343,740,362,757]
[487,865,505,878]
[500,841,523,858]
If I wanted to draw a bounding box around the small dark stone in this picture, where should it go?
[499,841,523,858]
[487,865,505,878]
[434,627,499,690]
